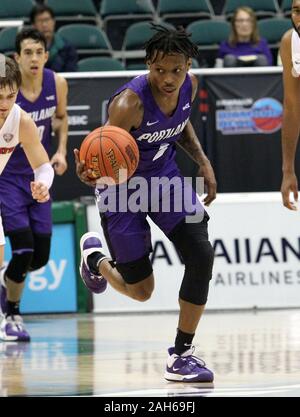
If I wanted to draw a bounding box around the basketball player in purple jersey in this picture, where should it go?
[75,26,217,382]
[0,56,54,341]
[0,29,68,341]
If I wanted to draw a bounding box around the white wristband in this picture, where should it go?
[34,162,54,190]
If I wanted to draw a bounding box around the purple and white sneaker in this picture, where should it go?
[0,267,7,316]
[79,232,110,294]
[0,315,30,342]
[164,346,214,382]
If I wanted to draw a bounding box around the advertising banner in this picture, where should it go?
[88,193,300,312]
[4,224,77,314]
[202,73,286,192]
[53,69,295,200]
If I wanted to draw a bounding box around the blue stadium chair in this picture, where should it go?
[0,27,18,54]
[258,18,292,47]
[122,21,175,50]
[222,0,280,20]
[187,20,231,67]
[188,20,230,47]
[78,56,125,71]
[47,0,99,25]
[126,62,147,70]
[0,0,34,21]
[122,21,175,69]
[281,0,292,17]
[191,58,200,68]
[57,24,112,58]
[158,0,214,27]
[100,0,155,50]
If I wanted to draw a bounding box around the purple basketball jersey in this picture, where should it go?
[109,74,192,178]
[2,68,57,176]
[98,74,206,264]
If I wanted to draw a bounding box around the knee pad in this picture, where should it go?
[179,241,214,305]
[30,234,51,271]
[116,255,153,284]
[6,230,34,283]
[170,216,214,305]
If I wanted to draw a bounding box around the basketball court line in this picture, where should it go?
[95,383,300,397]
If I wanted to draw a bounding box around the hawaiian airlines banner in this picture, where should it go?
[89,193,300,312]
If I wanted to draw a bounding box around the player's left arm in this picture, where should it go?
[177,73,217,206]
[51,73,69,175]
[19,111,54,203]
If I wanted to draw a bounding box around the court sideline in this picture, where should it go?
[1,309,300,397]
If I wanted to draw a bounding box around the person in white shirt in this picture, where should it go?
[0,55,54,341]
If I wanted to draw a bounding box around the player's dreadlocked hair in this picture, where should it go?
[144,24,199,63]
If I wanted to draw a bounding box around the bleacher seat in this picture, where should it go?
[188,20,230,47]
[187,20,230,67]
[78,56,125,71]
[222,0,280,20]
[158,0,214,27]
[123,21,175,51]
[126,58,199,70]
[100,0,155,50]
[47,0,99,26]
[57,24,112,58]
[0,27,18,54]
[126,63,147,70]
[191,58,200,68]
[0,0,34,21]
[258,18,291,46]
[281,0,292,17]
[122,21,174,68]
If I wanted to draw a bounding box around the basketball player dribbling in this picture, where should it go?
[0,56,54,341]
[75,25,217,382]
[280,0,300,210]
[0,28,68,342]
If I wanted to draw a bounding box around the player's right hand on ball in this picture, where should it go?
[74,148,97,187]
[30,181,50,203]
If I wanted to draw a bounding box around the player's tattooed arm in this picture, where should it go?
[177,73,216,205]
[177,122,217,206]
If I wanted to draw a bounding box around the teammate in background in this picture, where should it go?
[0,56,54,341]
[0,29,68,341]
[280,0,300,210]
[30,4,78,73]
[75,26,217,382]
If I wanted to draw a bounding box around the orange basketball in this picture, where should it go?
[79,126,139,184]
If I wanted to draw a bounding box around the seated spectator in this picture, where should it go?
[216,7,273,68]
[30,4,78,72]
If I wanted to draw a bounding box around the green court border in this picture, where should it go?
[52,201,89,313]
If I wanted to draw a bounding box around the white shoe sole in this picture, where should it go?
[80,232,105,265]
[80,232,103,252]
[0,329,18,342]
[164,371,202,382]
